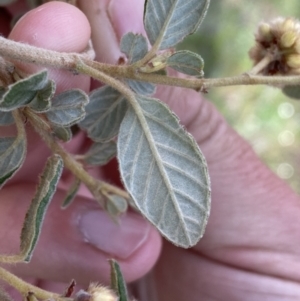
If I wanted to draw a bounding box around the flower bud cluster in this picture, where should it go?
[249,17,300,75]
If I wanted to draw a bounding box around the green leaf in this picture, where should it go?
[109,259,129,301]
[120,33,148,63]
[0,70,49,111]
[144,0,210,50]
[61,177,81,209]
[52,126,72,142]
[282,85,300,100]
[46,89,88,127]
[28,80,56,112]
[126,80,156,95]
[0,111,14,126]
[105,194,128,218]
[167,50,204,77]
[118,96,211,248]
[20,155,63,262]
[0,136,26,188]
[84,141,117,166]
[79,86,128,142]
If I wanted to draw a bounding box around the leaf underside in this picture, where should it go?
[0,70,49,111]
[84,141,117,166]
[118,96,211,247]
[144,0,210,50]
[79,86,128,142]
[46,89,88,127]
[20,155,63,262]
[0,136,26,188]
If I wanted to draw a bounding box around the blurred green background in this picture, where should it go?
[179,1,300,194]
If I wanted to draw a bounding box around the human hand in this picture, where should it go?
[1,1,300,301]
[0,1,161,299]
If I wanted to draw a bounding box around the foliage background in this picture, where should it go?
[179,1,300,194]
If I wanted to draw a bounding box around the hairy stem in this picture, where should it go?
[2,37,300,93]
[0,266,61,300]
[24,109,129,202]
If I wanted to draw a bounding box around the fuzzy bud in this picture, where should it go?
[280,30,297,48]
[286,54,300,68]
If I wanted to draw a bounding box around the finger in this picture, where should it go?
[80,0,300,282]
[0,183,162,285]
[3,2,92,184]
[78,0,145,65]
[8,1,91,93]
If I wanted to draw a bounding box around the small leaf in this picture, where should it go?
[0,136,26,188]
[79,86,128,142]
[52,126,72,142]
[126,80,156,95]
[144,0,210,50]
[0,70,49,111]
[110,259,129,301]
[105,194,128,218]
[120,33,148,63]
[282,85,300,100]
[167,50,204,76]
[28,80,56,112]
[118,96,211,247]
[20,155,63,262]
[46,89,88,127]
[0,111,14,126]
[84,141,117,166]
[61,178,81,209]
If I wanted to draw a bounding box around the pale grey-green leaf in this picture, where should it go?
[0,111,14,126]
[105,195,128,218]
[20,155,63,262]
[0,70,48,111]
[144,0,210,50]
[282,85,300,100]
[110,259,129,301]
[46,89,88,127]
[120,33,148,63]
[0,136,26,188]
[126,80,156,95]
[118,96,211,247]
[52,126,72,142]
[61,177,81,209]
[79,86,128,142]
[167,50,204,76]
[84,141,116,166]
[28,80,56,112]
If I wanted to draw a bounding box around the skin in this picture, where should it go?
[1,1,300,300]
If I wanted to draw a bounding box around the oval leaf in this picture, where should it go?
[120,33,148,63]
[0,70,49,111]
[79,86,128,142]
[0,111,14,126]
[144,0,210,50]
[46,89,88,127]
[126,79,156,95]
[167,50,204,76]
[52,126,72,142]
[282,85,300,100]
[84,141,117,166]
[20,155,63,262]
[118,96,211,247]
[28,79,56,112]
[0,136,26,188]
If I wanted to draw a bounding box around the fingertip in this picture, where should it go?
[8,2,91,92]
[9,2,91,53]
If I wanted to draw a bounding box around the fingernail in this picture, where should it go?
[78,210,150,259]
